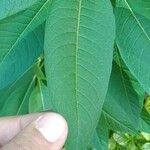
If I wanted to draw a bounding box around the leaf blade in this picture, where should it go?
[0,24,44,90]
[0,0,39,20]
[101,50,144,133]
[0,64,37,116]
[44,0,115,149]
[115,0,150,93]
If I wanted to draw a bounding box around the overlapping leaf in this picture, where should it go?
[0,24,44,90]
[139,119,150,133]
[44,0,115,149]
[116,0,150,19]
[0,0,51,61]
[0,0,39,20]
[115,0,150,93]
[0,64,37,116]
[89,123,109,150]
[29,79,52,113]
[0,0,52,89]
[140,108,150,129]
[101,51,144,134]
[0,0,149,148]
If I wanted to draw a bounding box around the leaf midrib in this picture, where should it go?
[75,0,82,146]
[1,0,50,64]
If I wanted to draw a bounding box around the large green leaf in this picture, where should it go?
[101,51,144,134]
[0,64,37,116]
[0,24,44,90]
[44,0,115,149]
[115,0,150,93]
[0,0,39,20]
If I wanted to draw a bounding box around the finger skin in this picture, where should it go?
[0,113,42,146]
[0,113,68,150]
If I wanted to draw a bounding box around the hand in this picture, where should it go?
[0,112,68,150]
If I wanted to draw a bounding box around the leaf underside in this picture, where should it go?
[116,0,150,94]
[44,0,115,149]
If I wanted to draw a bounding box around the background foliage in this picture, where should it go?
[0,0,150,149]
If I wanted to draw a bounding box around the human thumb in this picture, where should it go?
[1,113,68,150]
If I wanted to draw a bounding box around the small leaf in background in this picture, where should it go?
[113,132,129,146]
[29,78,52,113]
[139,118,150,133]
[141,132,150,141]
[140,108,150,129]
[145,96,150,112]
[109,138,118,150]
[35,58,46,80]
[142,142,150,150]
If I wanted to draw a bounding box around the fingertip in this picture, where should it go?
[1,112,68,150]
[35,112,68,143]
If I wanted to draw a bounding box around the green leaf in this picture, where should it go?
[88,121,109,150]
[145,96,150,113]
[101,51,144,133]
[0,0,52,89]
[139,118,150,133]
[0,0,39,20]
[115,0,150,93]
[44,1,115,149]
[139,107,150,133]
[0,24,44,90]
[16,77,35,115]
[116,0,150,20]
[29,79,52,113]
[34,61,46,80]
[141,132,150,141]
[113,48,145,109]
[0,64,37,116]
[93,124,109,150]
[89,133,102,150]
[111,0,116,8]
[142,143,150,150]
[141,108,150,128]
[113,132,129,146]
